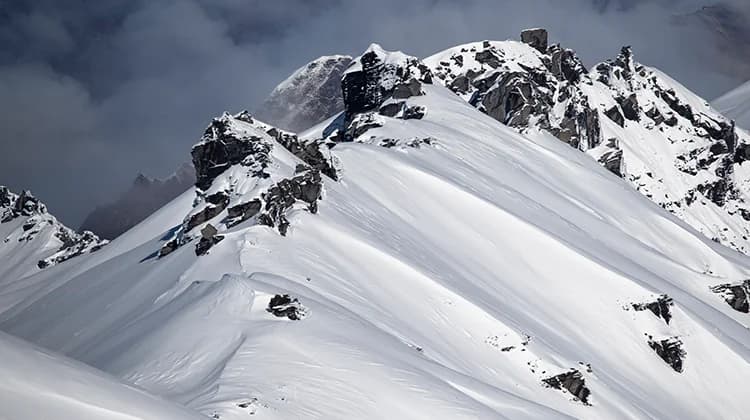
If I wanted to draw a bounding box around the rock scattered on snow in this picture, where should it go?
[542,369,591,405]
[1,186,107,270]
[632,294,674,324]
[710,280,750,313]
[647,336,687,373]
[266,294,307,320]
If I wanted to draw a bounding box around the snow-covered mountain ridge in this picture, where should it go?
[2,31,750,419]
[0,186,106,287]
[423,29,750,255]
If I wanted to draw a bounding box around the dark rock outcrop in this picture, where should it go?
[341,43,432,128]
[1,186,107,269]
[521,28,548,52]
[192,114,274,191]
[266,294,307,320]
[710,280,750,313]
[226,199,262,227]
[195,223,224,256]
[542,370,591,405]
[632,295,674,324]
[258,167,322,236]
[647,336,686,372]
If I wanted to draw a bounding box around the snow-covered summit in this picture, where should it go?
[425,29,750,255]
[2,36,750,420]
[0,186,106,284]
[255,54,353,132]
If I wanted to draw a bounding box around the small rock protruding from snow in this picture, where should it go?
[266,294,307,320]
[542,369,591,405]
[632,294,674,324]
[647,336,687,373]
[195,223,224,256]
[710,280,750,313]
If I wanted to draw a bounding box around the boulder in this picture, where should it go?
[542,369,591,405]
[521,28,548,52]
[647,336,686,372]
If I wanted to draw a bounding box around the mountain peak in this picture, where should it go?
[0,185,106,276]
[255,55,353,132]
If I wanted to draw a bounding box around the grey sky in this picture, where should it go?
[1,0,748,225]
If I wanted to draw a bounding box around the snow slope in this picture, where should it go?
[713,80,750,130]
[425,32,750,255]
[0,331,206,420]
[0,187,106,308]
[1,44,749,419]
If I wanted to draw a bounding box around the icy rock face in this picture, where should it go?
[0,187,107,272]
[426,32,601,152]
[160,112,328,257]
[80,162,195,240]
[255,55,352,132]
[425,30,750,255]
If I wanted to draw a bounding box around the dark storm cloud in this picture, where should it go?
[0,0,747,225]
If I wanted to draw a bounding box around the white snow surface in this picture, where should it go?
[425,39,750,256]
[1,50,750,419]
[0,331,205,420]
[713,80,750,130]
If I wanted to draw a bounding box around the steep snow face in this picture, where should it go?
[255,55,353,132]
[714,80,750,130]
[2,46,750,420]
[0,331,205,420]
[0,186,106,296]
[81,162,195,240]
[425,31,750,255]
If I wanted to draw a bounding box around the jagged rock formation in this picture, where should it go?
[0,186,106,277]
[160,112,330,257]
[632,295,674,324]
[647,336,686,373]
[4,39,750,420]
[81,163,195,240]
[318,43,434,144]
[710,280,750,313]
[255,55,353,132]
[542,370,591,405]
[425,29,750,255]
